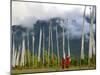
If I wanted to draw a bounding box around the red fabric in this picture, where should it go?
[65,56,70,68]
[61,57,65,68]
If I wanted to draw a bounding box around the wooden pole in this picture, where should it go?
[38,29,42,62]
[51,22,54,67]
[80,6,86,65]
[56,23,60,67]
[42,27,45,67]
[62,20,66,60]
[67,18,71,58]
[88,6,93,66]
[48,21,51,67]
[20,33,25,67]
[89,6,96,65]
[12,32,15,68]
[16,45,20,66]
[27,30,30,67]
[32,33,35,67]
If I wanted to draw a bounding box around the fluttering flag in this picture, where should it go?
[20,33,25,67]
[32,33,35,66]
[81,6,86,60]
[38,28,42,62]
[12,32,16,68]
[56,19,60,66]
[88,6,96,65]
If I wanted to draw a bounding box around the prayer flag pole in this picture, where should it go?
[80,6,86,65]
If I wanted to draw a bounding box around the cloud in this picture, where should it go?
[59,9,96,40]
[12,1,96,40]
[12,1,85,25]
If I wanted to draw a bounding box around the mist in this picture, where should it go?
[12,1,96,40]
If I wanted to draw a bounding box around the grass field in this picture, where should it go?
[11,65,96,74]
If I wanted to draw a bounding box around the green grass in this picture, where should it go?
[11,65,96,74]
[11,50,96,74]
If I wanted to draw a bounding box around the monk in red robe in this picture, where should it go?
[61,57,65,68]
[65,56,71,68]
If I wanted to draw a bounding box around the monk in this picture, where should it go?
[65,56,71,68]
[61,57,65,68]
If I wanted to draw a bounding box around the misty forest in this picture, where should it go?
[11,1,96,74]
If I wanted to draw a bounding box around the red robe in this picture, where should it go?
[65,56,70,68]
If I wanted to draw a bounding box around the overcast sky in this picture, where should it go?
[12,1,91,25]
[12,1,96,40]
